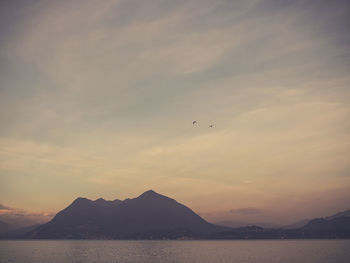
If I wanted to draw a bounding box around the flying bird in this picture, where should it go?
[209,124,214,128]
[192,121,197,125]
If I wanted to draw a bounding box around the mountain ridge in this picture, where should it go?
[2,191,349,240]
[26,190,227,239]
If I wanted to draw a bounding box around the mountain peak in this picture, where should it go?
[137,189,163,199]
[144,189,157,195]
[72,197,90,204]
[93,198,122,207]
[93,198,107,205]
[68,197,92,209]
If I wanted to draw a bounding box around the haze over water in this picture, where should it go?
[1,240,350,263]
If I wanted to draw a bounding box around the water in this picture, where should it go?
[0,240,349,263]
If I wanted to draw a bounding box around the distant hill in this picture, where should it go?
[215,220,281,229]
[299,216,350,238]
[326,209,350,220]
[0,224,40,238]
[282,209,350,229]
[206,216,350,239]
[215,209,350,230]
[303,216,350,231]
[281,219,310,229]
[26,190,227,239]
[0,220,12,233]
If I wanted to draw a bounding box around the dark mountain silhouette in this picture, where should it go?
[302,216,350,234]
[215,220,281,229]
[217,209,350,230]
[281,219,310,229]
[207,216,350,239]
[326,209,350,220]
[0,220,11,233]
[3,191,348,240]
[0,224,40,238]
[281,209,350,229]
[26,190,227,239]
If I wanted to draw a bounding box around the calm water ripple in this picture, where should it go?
[0,240,349,263]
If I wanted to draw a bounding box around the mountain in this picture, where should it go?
[0,224,40,239]
[281,219,310,229]
[282,209,350,229]
[0,220,12,233]
[216,209,350,230]
[27,190,227,239]
[326,209,350,220]
[206,216,350,239]
[299,216,350,238]
[12,193,350,240]
[303,216,350,231]
[215,220,281,229]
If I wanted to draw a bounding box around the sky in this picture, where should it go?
[0,0,350,225]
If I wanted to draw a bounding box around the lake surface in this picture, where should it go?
[0,240,349,263]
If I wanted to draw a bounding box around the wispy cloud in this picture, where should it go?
[0,204,10,210]
[0,203,54,227]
